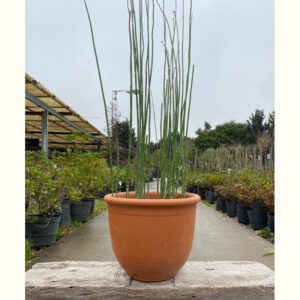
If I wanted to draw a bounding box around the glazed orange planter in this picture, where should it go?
[104,191,200,282]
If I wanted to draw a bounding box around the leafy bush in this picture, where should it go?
[26,151,64,217]
[25,239,34,263]
[51,150,110,201]
[187,168,274,208]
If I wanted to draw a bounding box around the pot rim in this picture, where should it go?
[104,191,200,206]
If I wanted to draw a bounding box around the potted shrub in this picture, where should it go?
[236,184,252,224]
[25,152,63,248]
[52,151,71,227]
[215,176,237,217]
[84,0,199,281]
[246,182,268,230]
[204,174,214,204]
[80,153,108,215]
[235,169,259,225]
[225,187,238,217]
[57,151,92,222]
[215,185,227,213]
[263,180,274,233]
[69,163,92,222]
[205,173,223,204]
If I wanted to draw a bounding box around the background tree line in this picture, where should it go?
[194,109,274,151]
[110,109,274,166]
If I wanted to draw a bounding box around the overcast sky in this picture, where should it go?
[26,0,274,140]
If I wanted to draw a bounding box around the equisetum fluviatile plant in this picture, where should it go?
[83,0,114,195]
[84,0,194,199]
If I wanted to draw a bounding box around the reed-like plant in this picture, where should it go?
[126,0,195,198]
[84,0,195,199]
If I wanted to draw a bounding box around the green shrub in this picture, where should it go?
[25,239,34,263]
[26,151,64,217]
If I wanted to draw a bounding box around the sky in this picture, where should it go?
[26,0,274,140]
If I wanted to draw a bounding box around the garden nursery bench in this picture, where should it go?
[26,260,274,299]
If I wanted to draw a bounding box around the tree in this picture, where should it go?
[194,121,247,151]
[204,121,211,131]
[112,119,137,161]
[246,109,265,144]
[265,111,274,138]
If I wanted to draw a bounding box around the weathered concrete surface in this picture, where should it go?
[27,210,116,269]
[190,201,274,270]
[26,261,274,300]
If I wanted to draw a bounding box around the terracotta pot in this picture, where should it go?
[104,191,200,282]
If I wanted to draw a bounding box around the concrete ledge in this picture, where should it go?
[26,261,274,299]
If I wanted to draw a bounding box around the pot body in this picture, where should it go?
[82,198,95,215]
[104,191,200,282]
[268,212,274,233]
[186,185,192,193]
[247,209,268,230]
[26,214,61,248]
[205,191,214,204]
[70,201,92,222]
[60,199,71,226]
[226,200,237,217]
[237,204,251,224]
[221,199,227,213]
[198,189,206,200]
[216,197,222,211]
[96,190,106,199]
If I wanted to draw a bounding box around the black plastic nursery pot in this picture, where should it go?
[247,209,268,230]
[213,191,218,201]
[70,201,92,222]
[96,190,108,199]
[205,191,215,204]
[221,199,227,213]
[60,199,71,227]
[82,198,95,215]
[268,212,274,233]
[186,185,193,193]
[26,213,61,248]
[226,200,237,217]
[198,189,206,200]
[216,197,222,211]
[237,203,251,224]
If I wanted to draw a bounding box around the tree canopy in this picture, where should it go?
[194,109,274,151]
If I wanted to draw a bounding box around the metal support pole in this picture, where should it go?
[41,111,48,156]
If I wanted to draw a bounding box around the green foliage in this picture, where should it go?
[265,111,275,138]
[246,109,266,144]
[195,121,248,151]
[66,131,89,145]
[51,150,110,200]
[194,109,275,152]
[204,121,212,131]
[25,239,34,263]
[56,226,66,241]
[113,119,137,159]
[25,151,64,217]
[187,168,274,208]
[259,227,274,244]
[88,199,107,220]
[262,251,274,257]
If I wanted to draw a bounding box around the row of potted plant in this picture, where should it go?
[186,168,274,233]
[25,150,136,248]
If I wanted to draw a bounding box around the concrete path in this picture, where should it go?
[29,180,274,270]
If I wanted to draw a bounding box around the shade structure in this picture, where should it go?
[25,73,107,151]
